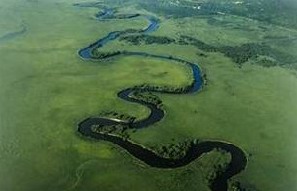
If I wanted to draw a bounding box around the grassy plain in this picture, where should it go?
[1,0,297,191]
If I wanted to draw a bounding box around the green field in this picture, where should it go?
[1,0,297,191]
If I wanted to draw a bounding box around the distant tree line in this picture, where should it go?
[90,31,294,68]
[219,43,271,65]
[132,83,194,94]
[119,34,175,45]
[177,35,295,67]
[178,35,218,52]
[91,50,122,59]
[114,13,141,19]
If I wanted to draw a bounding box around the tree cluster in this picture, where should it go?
[91,50,122,59]
[131,91,163,108]
[219,43,271,64]
[100,111,136,123]
[152,140,194,160]
[91,123,130,139]
[204,148,230,184]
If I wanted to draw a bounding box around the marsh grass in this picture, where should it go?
[1,0,297,191]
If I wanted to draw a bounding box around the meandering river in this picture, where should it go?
[75,5,247,191]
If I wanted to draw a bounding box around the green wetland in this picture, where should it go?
[0,0,297,191]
